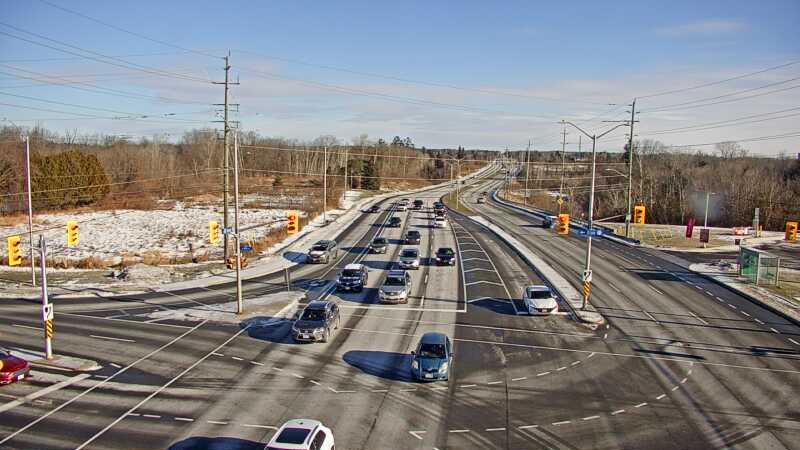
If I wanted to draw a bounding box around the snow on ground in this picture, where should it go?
[0,199,293,264]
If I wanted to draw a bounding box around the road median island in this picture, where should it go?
[9,348,101,372]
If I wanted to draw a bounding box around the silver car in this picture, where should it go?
[398,247,420,270]
[379,270,412,304]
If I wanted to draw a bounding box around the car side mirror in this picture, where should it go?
[411,350,416,356]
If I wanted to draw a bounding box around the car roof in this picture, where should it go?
[306,300,334,310]
[437,247,454,251]
[314,240,335,245]
[420,332,448,344]
[344,263,364,271]
[401,247,418,252]
[407,230,420,234]
[387,269,407,277]
[526,285,551,292]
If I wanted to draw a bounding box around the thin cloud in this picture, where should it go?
[656,19,748,37]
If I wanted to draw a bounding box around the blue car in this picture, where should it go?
[411,332,453,381]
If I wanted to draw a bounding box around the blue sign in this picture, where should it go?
[578,228,604,237]
[240,245,253,252]
[222,227,233,234]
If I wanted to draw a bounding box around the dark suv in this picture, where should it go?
[306,240,338,264]
[412,199,424,210]
[435,247,456,266]
[292,300,341,343]
[337,263,368,292]
[388,217,402,228]
[405,230,421,245]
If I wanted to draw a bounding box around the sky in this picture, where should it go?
[1,0,799,155]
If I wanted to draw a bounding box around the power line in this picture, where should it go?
[649,131,800,149]
[0,101,213,124]
[0,50,211,64]
[645,107,800,135]
[641,76,800,113]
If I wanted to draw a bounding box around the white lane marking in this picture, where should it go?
[672,386,680,391]
[609,283,621,292]
[588,352,595,358]
[11,324,41,331]
[715,296,724,301]
[611,409,625,415]
[127,413,140,417]
[309,380,321,386]
[0,321,208,447]
[518,425,538,430]
[142,414,161,419]
[431,386,448,391]
[556,367,566,371]
[687,369,693,375]
[72,322,244,450]
[487,381,503,385]
[643,310,660,324]
[272,367,284,372]
[689,311,709,325]
[789,338,800,346]
[486,427,506,432]
[511,376,527,381]
[695,285,703,290]
[460,384,477,388]
[741,311,751,317]
[0,373,91,414]
[211,352,224,357]
[231,356,243,361]
[728,304,737,310]
[174,417,194,422]
[705,290,714,295]
[754,318,765,325]
[464,280,506,287]
[90,335,136,343]
[371,388,388,392]
[571,361,581,366]
[250,361,264,366]
[603,333,608,339]
[681,378,688,384]
[400,388,417,392]
[207,420,228,425]
[649,285,663,295]
[241,424,277,429]
[409,431,426,440]
[110,363,122,369]
[582,416,599,421]
[463,267,498,274]
[94,375,108,380]
[292,373,305,379]
[449,429,470,433]
[536,372,551,377]
[770,328,780,334]
[552,420,571,426]
[656,394,666,400]
[634,402,648,408]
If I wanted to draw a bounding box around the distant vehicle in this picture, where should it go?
[405,230,421,245]
[0,349,30,385]
[292,301,340,343]
[379,270,412,304]
[401,198,411,204]
[477,196,486,204]
[542,216,554,229]
[432,202,444,209]
[411,332,453,381]
[398,247,420,270]
[523,285,558,315]
[433,217,448,228]
[337,263,368,292]
[435,247,456,266]
[396,203,407,212]
[265,419,335,450]
[306,240,338,264]
[366,205,380,213]
[388,217,402,228]
[370,236,389,254]
[412,199,424,210]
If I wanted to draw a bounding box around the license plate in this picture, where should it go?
[301,334,309,339]
[424,373,433,379]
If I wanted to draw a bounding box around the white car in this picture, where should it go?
[265,419,334,450]
[433,217,448,228]
[523,285,559,315]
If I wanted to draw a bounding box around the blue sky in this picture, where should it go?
[1,0,798,154]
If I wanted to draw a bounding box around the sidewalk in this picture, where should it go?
[6,347,101,372]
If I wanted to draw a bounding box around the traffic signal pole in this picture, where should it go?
[38,234,52,359]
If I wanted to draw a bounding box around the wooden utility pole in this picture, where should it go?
[212,52,239,260]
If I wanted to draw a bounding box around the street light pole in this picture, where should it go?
[625,99,637,238]
[524,139,531,205]
[323,145,328,225]
[562,120,629,309]
[704,192,713,228]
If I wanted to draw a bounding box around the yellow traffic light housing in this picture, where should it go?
[633,204,646,224]
[787,221,798,241]
[557,213,570,235]
[209,220,220,244]
[66,220,79,247]
[7,235,22,266]
[287,210,300,235]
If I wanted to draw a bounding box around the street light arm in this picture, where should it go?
[560,120,593,140]
[597,122,630,139]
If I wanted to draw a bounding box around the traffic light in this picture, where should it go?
[557,214,570,235]
[787,221,798,241]
[633,204,646,224]
[7,235,22,266]
[209,220,220,244]
[287,210,300,235]
[66,220,79,247]
[226,255,248,269]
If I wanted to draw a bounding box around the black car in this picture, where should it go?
[434,208,447,218]
[433,202,444,209]
[292,300,340,343]
[370,237,389,254]
[388,217,402,228]
[435,247,456,265]
[412,199,424,210]
[405,230,421,245]
[337,263,368,292]
[367,205,380,213]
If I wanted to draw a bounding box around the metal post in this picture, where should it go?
[323,145,328,225]
[343,146,349,192]
[559,125,567,213]
[524,139,531,205]
[233,131,243,314]
[456,161,461,210]
[704,192,710,228]
[222,53,231,261]
[625,99,636,238]
[39,234,52,359]
[582,135,598,309]
[24,135,35,287]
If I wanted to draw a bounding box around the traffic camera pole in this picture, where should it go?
[38,234,52,359]
[233,131,243,314]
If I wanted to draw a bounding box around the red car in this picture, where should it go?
[0,350,30,385]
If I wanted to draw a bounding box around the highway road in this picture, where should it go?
[0,166,798,450]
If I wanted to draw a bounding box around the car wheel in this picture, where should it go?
[335,316,341,330]
[322,329,330,343]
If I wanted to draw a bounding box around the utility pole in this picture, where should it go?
[212,52,239,260]
[559,125,568,212]
[24,135,35,286]
[524,139,531,205]
[233,131,244,314]
[323,146,328,225]
[625,99,637,238]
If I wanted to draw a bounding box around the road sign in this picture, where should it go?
[240,245,253,252]
[582,270,593,283]
[685,217,696,238]
[42,304,53,321]
[578,228,604,237]
[222,227,233,234]
[699,228,710,243]
[557,197,564,205]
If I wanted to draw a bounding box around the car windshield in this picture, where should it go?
[418,343,446,359]
[437,248,454,256]
[407,231,419,237]
[275,427,311,444]
[401,250,418,258]
[529,289,552,299]
[384,276,406,286]
[300,309,326,321]
[372,238,387,245]
[342,269,361,277]
[311,245,327,251]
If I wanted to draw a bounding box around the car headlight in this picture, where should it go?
[440,362,448,372]
[412,360,418,370]
[436,257,441,261]
[314,327,325,334]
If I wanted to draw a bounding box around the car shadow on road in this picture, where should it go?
[167,436,266,450]
[240,316,294,344]
[362,260,395,271]
[343,350,414,382]
[343,246,369,255]
[282,251,307,263]
[333,287,380,304]
[468,298,519,315]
